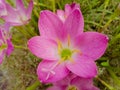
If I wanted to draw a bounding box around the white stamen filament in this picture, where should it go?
[41,62,59,80]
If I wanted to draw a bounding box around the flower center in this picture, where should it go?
[61,48,72,60]
[57,34,82,63]
[67,85,78,90]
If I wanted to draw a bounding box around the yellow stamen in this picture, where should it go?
[69,58,74,63]
[67,34,71,47]
[58,57,66,64]
[72,49,82,55]
[56,39,63,55]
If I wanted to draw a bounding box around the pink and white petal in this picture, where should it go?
[65,4,72,16]
[0,0,7,16]
[54,73,76,86]
[71,77,99,90]
[28,36,58,60]
[37,60,69,83]
[74,32,108,61]
[2,5,20,25]
[65,3,80,16]
[6,39,14,56]
[26,0,33,18]
[3,22,11,31]
[66,55,97,78]
[57,10,65,22]
[16,0,25,12]
[63,9,84,38]
[38,10,65,40]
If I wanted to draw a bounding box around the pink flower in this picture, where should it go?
[0,0,7,16]
[0,0,33,26]
[28,3,108,83]
[47,73,99,90]
[57,3,83,23]
[0,23,14,64]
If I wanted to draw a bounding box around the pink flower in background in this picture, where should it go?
[47,73,99,90]
[0,23,14,64]
[0,0,7,16]
[0,0,33,26]
[28,3,108,83]
[57,3,83,24]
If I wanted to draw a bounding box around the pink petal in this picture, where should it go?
[1,0,33,26]
[63,9,84,38]
[74,32,108,61]
[54,73,77,87]
[6,39,14,56]
[38,10,65,40]
[0,0,7,16]
[16,0,25,13]
[71,77,100,90]
[66,55,97,78]
[37,60,69,83]
[57,10,65,22]
[47,86,64,90]
[65,3,80,16]
[28,36,58,60]
[2,4,21,25]
[26,0,33,18]
[64,4,72,16]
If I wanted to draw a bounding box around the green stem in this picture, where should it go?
[85,20,102,27]
[14,45,28,50]
[26,80,41,90]
[98,0,110,31]
[106,67,120,86]
[57,2,62,9]
[52,0,56,12]
[36,3,51,9]
[33,7,40,18]
[15,26,31,38]
[24,25,37,37]
[98,3,120,32]
[103,3,120,29]
[96,76,116,90]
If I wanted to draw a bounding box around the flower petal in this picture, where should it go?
[6,39,14,56]
[16,0,25,12]
[0,0,7,16]
[47,86,63,90]
[65,3,80,17]
[74,32,108,61]
[1,0,33,26]
[54,73,77,86]
[66,55,97,78]
[63,9,84,38]
[26,0,33,18]
[38,10,65,40]
[2,4,21,25]
[28,36,58,60]
[57,10,65,22]
[71,77,100,90]
[37,60,69,83]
